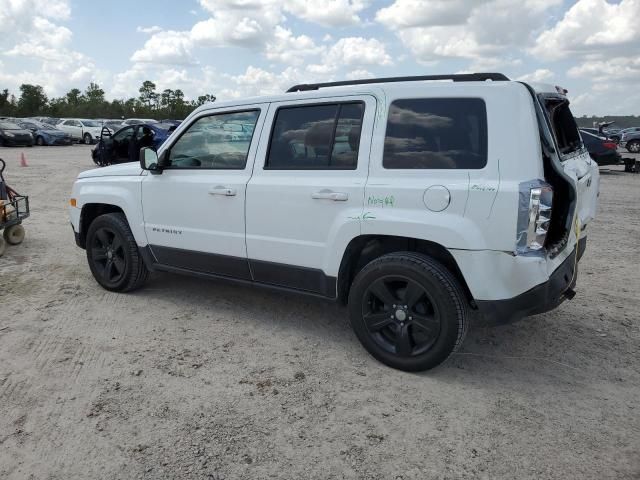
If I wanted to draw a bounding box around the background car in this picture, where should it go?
[91,122,172,166]
[619,130,640,153]
[122,118,158,127]
[580,130,622,166]
[56,118,113,144]
[0,121,35,147]
[609,126,640,143]
[17,120,73,146]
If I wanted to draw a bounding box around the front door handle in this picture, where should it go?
[209,186,237,196]
[311,189,349,201]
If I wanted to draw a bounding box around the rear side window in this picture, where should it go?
[266,102,364,170]
[543,98,582,156]
[383,98,487,169]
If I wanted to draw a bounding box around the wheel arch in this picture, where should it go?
[336,235,475,308]
[77,203,125,249]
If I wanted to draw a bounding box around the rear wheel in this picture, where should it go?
[348,252,468,372]
[0,236,5,257]
[4,224,25,245]
[36,136,45,146]
[86,213,148,292]
[627,140,640,153]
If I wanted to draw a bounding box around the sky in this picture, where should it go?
[0,0,639,116]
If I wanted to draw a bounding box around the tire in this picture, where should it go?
[83,133,92,145]
[85,213,149,292]
[348,252,468,372]
[0,236,5,257]
[36,136,45,146]
[4,224,25,245]
[627,140,640,153]
[624,159,634,173]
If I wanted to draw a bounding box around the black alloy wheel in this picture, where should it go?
[362,276,440,357]
[348,252,467,372]
[90,226,127,287]
[85,213,149,292]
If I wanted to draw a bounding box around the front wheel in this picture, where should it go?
[627,140,640,153]
[83,133,92,145]
[4,224,25,245]
[86,213,149,292]
[36,136,45,146]
[0,236,5,257]
[348,252,468,372]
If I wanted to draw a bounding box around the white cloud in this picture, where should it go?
[322,37,393,70]
[137,25,162,34]
[0,0,105,96]
[130,30,196,65]
[517,68,554,83]
[265,26,324,65]
[376,0,480,28]
[282,0,369,27]
[377,0,561,62]
[532,0,640,60]
[568,58,640,84]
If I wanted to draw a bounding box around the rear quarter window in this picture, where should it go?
[383,98,488,169]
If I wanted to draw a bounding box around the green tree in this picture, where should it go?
[138,80,157,110]
[66,88,83,107]
[85,82,105,103]
[17,84,48,116]
[195,94,216,106]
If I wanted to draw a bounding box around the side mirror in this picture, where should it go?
[140,147,161,173]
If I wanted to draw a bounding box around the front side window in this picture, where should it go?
[113,126,134,142]
[266,102,364,170]
[383,98,487,169]
[167,110,260,169]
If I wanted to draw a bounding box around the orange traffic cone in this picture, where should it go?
[20,152,28,167]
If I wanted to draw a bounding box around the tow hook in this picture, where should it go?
[564,287,576,300]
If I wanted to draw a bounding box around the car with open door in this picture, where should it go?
[91,123,172,166]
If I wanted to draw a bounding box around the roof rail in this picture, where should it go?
[286,73,510,93]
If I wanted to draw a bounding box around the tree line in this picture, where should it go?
[0,81,216,120]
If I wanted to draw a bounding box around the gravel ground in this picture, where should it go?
[0,145,638,480]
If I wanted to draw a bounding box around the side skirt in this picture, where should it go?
[140,245,338,300]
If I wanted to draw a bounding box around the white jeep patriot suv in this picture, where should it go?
[69,73,599,371]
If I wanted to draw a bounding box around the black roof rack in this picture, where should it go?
[286,73,510,93]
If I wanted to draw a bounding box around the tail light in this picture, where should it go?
[517,181,554,254]
[603,142,617,150]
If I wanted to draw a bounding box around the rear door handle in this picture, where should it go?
[311,190,349,201]
[209,186,237,196]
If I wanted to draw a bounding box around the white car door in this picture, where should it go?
[62,120,83,139]
[141,105,267,279]
[245,95,376,296]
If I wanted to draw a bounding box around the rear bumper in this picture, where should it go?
[475,237,586,326]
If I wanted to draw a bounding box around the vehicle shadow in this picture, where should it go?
[134,270,601,388]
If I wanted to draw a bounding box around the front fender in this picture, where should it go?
[71,176,145,245]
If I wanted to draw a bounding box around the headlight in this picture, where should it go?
[5,132,15,137]
[516,180,553,254]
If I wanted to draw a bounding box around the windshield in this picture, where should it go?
[82,120,101,127]
[0,122,20,130]
[541,96,583,157]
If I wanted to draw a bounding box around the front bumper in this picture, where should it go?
[3,136,34,146]
[475,237,586,325]
[50,136,73,145]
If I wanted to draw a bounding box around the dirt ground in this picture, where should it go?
[0,145,638,480]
